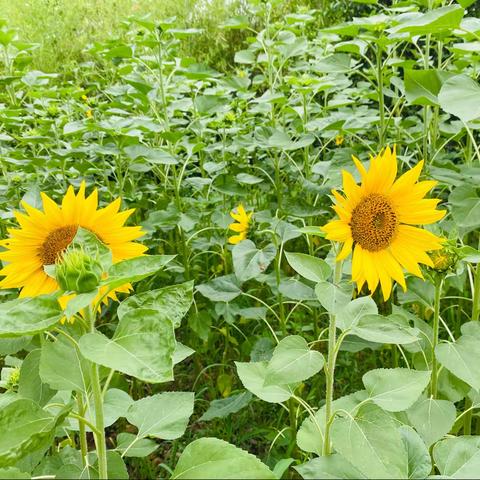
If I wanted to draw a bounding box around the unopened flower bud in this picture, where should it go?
[56,249,103,293]
[430,247,458,273]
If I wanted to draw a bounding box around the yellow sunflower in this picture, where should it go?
[321,146,445,300]
[0,182,147,302]
[228,204,252,245]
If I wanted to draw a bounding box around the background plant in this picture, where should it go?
[1,0,480,478]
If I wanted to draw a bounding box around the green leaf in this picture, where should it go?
[404,69,452,106]
[315,281,351,314]
[196,274,241,302]
[39,336,90,393]
[235,361,296,403]
[350,314,421,344]
[0,468,29,479]
[331,403,408,479]
[117,281,193,328]
[435,321,480,390]
[115,432,158,458]
[0,296,62,338]
[362,368,431,412]
[172,437,276,479]
[433,436,480,478]
[439,74,480,123]
[399,425,432,480]
[265,335,324,385]
[232,240,276,282]
[295,454,365,479]
[285,252,332,282]
[336,296,378,330]
[85,389,133,431]
[390,5,464,35]
[78,307,176,383]
[0,399,56,467]
[449,185,480,234]
[18,350,55,406]
[126,392,194,440]
[297,390,368,456]
[406,398,456,447]
[200,392,252,421]
[102,255,175,289]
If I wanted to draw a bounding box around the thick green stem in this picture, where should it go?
[85,308,108,479]
[376,43,385,148]
[323,257,343,456]
[472,263,480,323]
[430,278,443,398]
[76,393,88,467]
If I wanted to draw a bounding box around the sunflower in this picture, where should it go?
[0,182,147,302]
[228,204,252,245]
[321,147,445,300]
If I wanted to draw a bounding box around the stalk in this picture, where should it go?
[376,43,385,148]
[76,392,88,467]
[85,307,108,479]
[464,263,480,434]
[430,278,443,398]
[322,257,343,455]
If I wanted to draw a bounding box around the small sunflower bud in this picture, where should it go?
[6,368,20,391]
[56,248,103,293]
[430,247,458,273]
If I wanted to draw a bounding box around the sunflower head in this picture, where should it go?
[335,134,344,146]
[0,181,147,304]
[228,204,252,245]
[56,247,103,294]
[321,146,445,301]
[430,246,458,273]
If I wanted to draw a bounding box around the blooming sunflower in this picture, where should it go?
[228,204,252,245]
[0,182,147,302]
[321,147,445,300]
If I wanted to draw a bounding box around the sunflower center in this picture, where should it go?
[39,225,78,265]
[350,194,397,251]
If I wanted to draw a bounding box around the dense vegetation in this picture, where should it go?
[1,0,480,478]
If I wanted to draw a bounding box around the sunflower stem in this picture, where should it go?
[323,256,343,456]
[76,392,88,468]
[430,277,443,399]
[85,307,108,479]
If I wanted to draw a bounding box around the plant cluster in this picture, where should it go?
[0,0,480,478]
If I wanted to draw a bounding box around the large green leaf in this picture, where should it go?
[362,368,430,412]
[435,321,480,390]
[390,5,464,35]
[433,436,480,478]
[18,350,55,406]
[0,296,62,338]
[236,361,296,403]
[350,314,421,344]
[297,390,367,456]
[126,392,194,440]
[265,335,324,385]
[172,437,276,479]
[40,336,90,393]
[196,274,242,302]
[449,185,480,234]
[315,281,351,314]
[284,252,332,283]
[102,255,175,289]
[78,307,176,383]
[399,426,432,480]
[115,433,158,458]
[404,69,452,106]
[331,403,408,479]
[200,392,252,421]
[336,296,378,330]
[406,398,456,447]
[438,74,480,123]
[295,455,365,479]
[0,399,56,467]
[232,240,276,282]
[117,281,193,328]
